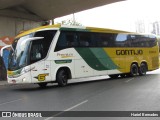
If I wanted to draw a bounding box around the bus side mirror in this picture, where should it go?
[0,45,11,57]
[19,37,44,51]
[24,37,44,43]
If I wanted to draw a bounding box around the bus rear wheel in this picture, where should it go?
[139,63,147,76]
[130,63,138,77]
[56,69,68,87]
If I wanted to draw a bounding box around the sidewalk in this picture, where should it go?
[0,80,8,86]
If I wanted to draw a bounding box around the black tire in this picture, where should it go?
[38,82,47,88]
[130,63,138,77]
[109,74,119,79]
[56,69,68,87]
[139,63,147,76]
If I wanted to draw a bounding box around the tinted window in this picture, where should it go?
[55,31,78,51]
[148,35,157,47]
[55,30,157,51]
[30,30,56,64]
[115,34,129,47]
[78,32,92,47]
[34,30,56,57]
[129,35,157,47]
[97,33,110,47]
[30,40,43,64]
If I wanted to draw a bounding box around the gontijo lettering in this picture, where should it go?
[116,50,143,55]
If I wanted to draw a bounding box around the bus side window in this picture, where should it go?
[30,40,43,64]
[34,30,56,56]
[116,34,128,47]
[79,32,91,47]
[133,35,151,47]
[66,35,74,47]
[55,31,78,51]
[148,35,157,47]
[97,33,115,47]
[127,35,136,47]
[96,33,106,47]
[66,34,78,47]
[55,32,67,51]
[99,35,108,47]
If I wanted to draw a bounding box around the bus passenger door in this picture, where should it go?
[29,39,47,83]
[30,61,51,83]
[30,61,45,83]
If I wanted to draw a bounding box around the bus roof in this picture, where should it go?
[15,24,140,39]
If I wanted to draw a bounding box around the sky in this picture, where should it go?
[54,0,160,32]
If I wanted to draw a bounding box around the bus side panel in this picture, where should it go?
[147,47,159,71]
[74,58,94,78]
[73,48,94,78]
[50,48,93,80]
[75,48,121,76]
[103,48,126,74]
[104,47,159,73]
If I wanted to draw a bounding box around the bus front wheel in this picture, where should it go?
[56,69,68,87]
[139,63,147,76]
[130,63,138,77]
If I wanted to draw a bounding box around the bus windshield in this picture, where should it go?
[8,30,57,71]
[8,34,33,71]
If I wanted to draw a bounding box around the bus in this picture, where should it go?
[2,24,159,87]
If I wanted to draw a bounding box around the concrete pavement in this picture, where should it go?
[0,69,160,119]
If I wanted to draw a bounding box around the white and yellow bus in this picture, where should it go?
[4,24,159,87]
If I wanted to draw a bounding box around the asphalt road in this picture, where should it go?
[0,69,160,120]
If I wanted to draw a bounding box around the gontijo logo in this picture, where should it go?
[116,50,143,55]
[34,73,49,81]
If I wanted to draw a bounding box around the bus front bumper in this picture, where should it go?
[7,73,32,84]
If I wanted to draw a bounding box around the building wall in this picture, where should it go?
[0,16,41,80]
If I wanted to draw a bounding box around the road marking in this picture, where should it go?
[64,100,88,111]
[45,100,88,120]
[125,78,134,83]
[0,98,23,106]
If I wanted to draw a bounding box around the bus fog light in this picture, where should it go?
[22,78,26,82]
